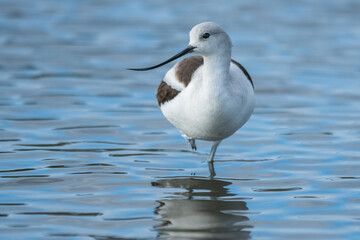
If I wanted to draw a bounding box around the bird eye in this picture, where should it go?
[202,33,210,39]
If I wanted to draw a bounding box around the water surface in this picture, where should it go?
[0,0,359,239]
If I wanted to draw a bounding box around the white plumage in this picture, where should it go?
[161,60,254,141]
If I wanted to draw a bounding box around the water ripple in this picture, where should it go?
[0,0,359,239]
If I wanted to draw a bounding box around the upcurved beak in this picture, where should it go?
[127,45,196,71]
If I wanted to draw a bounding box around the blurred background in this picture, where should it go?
[0,0,359,239]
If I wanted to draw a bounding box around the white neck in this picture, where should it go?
[202,50,231,97]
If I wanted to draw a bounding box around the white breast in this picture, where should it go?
[160,61,255,141]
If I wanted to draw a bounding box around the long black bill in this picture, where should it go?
[127,45,196,71]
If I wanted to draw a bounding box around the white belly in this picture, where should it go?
[160,75,255,141]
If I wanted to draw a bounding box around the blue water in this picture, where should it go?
[0,0,359,239]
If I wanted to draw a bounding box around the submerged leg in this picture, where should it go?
[208,141,221,178]
[188,139,197,151]
[208,161,216,178]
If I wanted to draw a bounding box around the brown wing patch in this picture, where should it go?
[231,59,254,89]
[176,56,204,87]
[156,81,180,106]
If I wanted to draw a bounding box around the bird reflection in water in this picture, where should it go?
[152,177,252,239]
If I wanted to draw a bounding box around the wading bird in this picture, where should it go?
[128,22,255,177]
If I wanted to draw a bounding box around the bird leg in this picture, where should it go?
[188,139,197,151]
[208,161,216,178]
[208,141,221,178]
[208,141,221,162]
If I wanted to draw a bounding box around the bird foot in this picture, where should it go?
[208,161,216,178]
[188,139,197,151]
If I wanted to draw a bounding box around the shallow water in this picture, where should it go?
[0,0,360,239]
